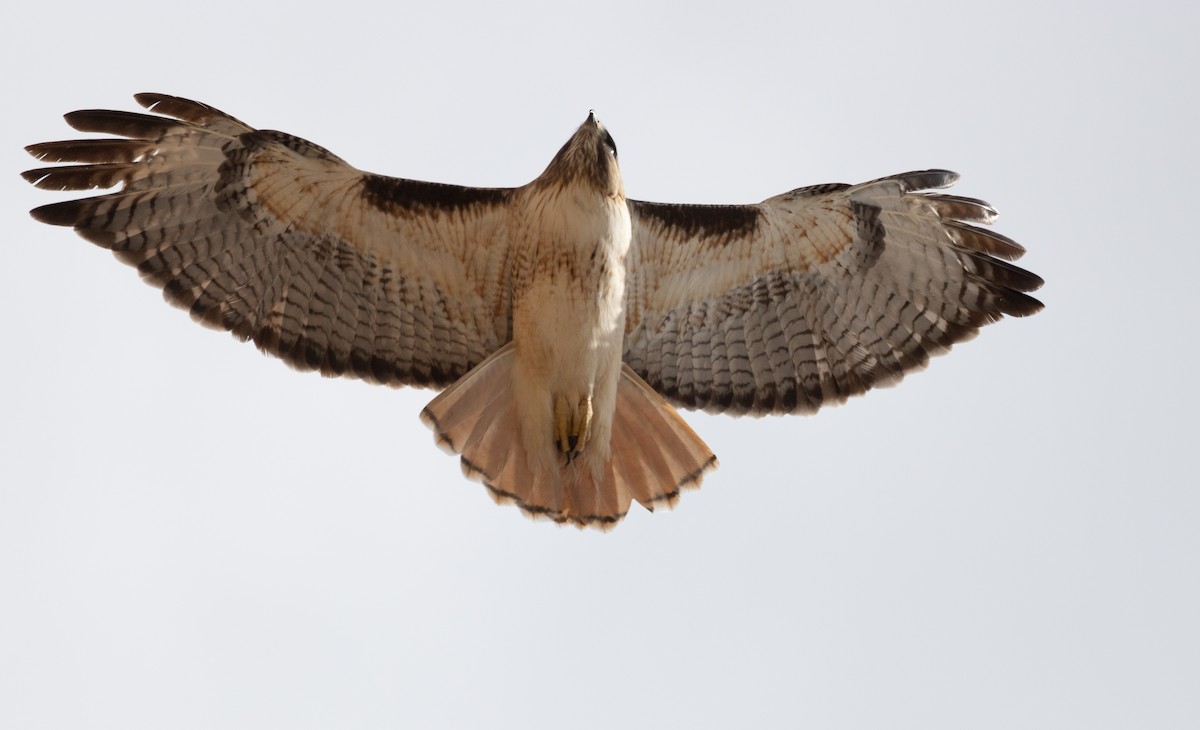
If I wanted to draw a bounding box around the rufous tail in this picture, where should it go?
[420,345,717,529]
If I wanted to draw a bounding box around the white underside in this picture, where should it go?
[510,186,631,479]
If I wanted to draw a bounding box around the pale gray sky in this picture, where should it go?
[2,1,1197,728]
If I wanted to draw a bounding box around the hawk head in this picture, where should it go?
[536,113,623,199]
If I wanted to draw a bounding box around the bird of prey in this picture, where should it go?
[23,94,1043,529]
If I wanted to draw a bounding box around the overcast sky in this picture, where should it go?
[2,1,1197,728]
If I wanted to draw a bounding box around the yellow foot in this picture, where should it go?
[554,393,593,460]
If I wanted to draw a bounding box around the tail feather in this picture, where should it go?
[612,366,717,510]
[420,344,513,455]
[420,350,717,529]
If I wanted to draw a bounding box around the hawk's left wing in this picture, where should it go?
[623,171,1043,416]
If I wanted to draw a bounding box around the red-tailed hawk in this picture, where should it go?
[23,94,1043,529]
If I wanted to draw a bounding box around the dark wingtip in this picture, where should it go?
[132,92,242,126]
[134,92,167,109]
[30,201,74,226]
[998,290,1045,317]
[133,92,186,114]
[62,109,100,131]
[62,108,181,137]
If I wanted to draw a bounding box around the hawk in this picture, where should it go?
[23,94,1043,529]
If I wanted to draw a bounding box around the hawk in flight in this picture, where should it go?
[24,94,1043,529]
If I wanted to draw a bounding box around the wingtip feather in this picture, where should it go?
[891,169,960,192]
[29,200,78,226]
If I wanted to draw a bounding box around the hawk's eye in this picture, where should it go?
[602,130,617,157]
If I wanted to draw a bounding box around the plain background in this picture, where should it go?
[2,1,1196,728]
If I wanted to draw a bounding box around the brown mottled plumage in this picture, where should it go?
[24,94,1042,529]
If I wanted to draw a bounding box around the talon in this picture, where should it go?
[554,394,572,455]
[576,395,593,454]
[552,393,594,460]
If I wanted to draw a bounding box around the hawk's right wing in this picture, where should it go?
[24,93,516,388]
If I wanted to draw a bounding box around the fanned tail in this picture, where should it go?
[420,349,716,529]
[609,365,717,513]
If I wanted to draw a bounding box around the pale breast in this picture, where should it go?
[511,183,631,390]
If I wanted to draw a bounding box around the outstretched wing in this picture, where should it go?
[24,93,515,388]
[623,171,1043,415]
